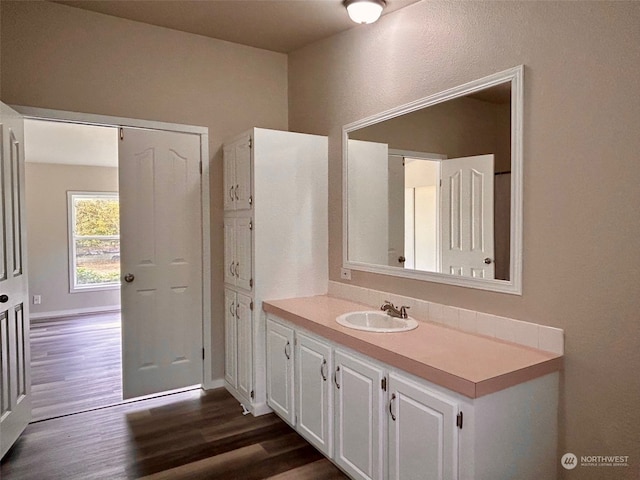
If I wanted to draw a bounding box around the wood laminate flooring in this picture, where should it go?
[30,312,123,421]
[1,388,348,480]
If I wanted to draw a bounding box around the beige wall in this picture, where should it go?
[1,0,289,381]
[289,1,640,478]
[26,163,120,315]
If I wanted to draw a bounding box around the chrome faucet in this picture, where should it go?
[380,300,410,319]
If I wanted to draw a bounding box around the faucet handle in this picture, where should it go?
[381,300,395,310]
[399,305,410,319]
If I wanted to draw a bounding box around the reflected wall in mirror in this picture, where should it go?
[343,66,522,294]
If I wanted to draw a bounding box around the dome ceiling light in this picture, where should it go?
[344,0,387,24]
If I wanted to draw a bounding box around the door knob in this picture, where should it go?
[0,294,8,303]
[124,273,135,283]
[398,256,406,263]
[484,258,493,265]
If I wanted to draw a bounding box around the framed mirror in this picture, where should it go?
[342,66,523,294]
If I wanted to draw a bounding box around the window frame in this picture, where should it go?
[67,191,121,293]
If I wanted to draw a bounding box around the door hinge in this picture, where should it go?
[249,220,253,231]
[250,390,255,399]
[249,278,253,288]
[456,411,463,429]
[381,377,387,391]
[202,348,205,360]
[249,137,253,149]
[199,160,203,175]
[294,414,298,425]
[119,127,124,140]
[250,301,254,311]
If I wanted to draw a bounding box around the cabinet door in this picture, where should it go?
[334,350,385,480]
[296,333,332,457]
[235,217,252,291]
[223,144,236,211]
[236,293,253,401]
[266,318,294,425]
[234,137,252,210]
[224,289,237,388]
[388,373,458,480]
[223,217,236,286]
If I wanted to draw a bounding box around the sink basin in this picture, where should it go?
[336,311,418,333]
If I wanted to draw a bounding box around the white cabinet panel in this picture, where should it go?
[225,289,252,402]
[296,332,332,457]
[236,293,253,402]
[223,217,236,286]
[224,289,237,388]
[266,319,294,425]
[388,373,458,480]
[223,136,252,211]
[334,349,385,480]
[223,217,252,292]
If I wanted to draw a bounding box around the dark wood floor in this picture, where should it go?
[1,388,348,480]
[30,312,123,421]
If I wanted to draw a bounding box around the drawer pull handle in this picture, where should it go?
[284,341,291,360]
[334,366,341,389]
[389,393,397,421]
[320,358,327,381]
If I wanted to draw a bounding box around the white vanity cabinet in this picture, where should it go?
[262,312,559,480]
[334,349,386,480]
[223,128,328,414]
[295,332,333,457]
[265,319,295,425]
[387,373,458,480]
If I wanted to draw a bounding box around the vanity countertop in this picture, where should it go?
[262,295,563,399]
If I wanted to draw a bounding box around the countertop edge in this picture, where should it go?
[263,299,563,400]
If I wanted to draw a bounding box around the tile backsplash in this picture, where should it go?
[328,281,564,355]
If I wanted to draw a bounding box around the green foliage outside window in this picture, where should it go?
[74,198,120,235]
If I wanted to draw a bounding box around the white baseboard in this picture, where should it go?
[30,305,121,321]
[203,378,225,390]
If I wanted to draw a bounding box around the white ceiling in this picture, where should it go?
[25,119,119,168]
[54,0,420,53]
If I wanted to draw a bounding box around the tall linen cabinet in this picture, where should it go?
[223,128,328,415]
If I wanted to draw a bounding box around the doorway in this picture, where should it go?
[20,108,211,419]
[25,119,122,420]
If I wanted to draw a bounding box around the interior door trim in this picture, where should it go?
[14,105,214,389]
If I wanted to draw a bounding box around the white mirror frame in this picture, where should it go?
[342,65,523,295]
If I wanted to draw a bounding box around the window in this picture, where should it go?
[68,192,120,292]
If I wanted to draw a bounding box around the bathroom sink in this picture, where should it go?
[336,311,418,333]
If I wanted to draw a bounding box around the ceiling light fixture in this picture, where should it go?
[344,0,386,24]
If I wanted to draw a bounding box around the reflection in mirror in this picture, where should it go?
[344,67,522,292]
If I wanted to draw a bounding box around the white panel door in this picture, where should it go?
[388,373,458,480]
[119,127,203,399]
[0,103,30,459]
[266,318,294,424]
[224,289,237,388]
[296,332,332,457]
[440,154,495,278]
[334,350,385,480]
